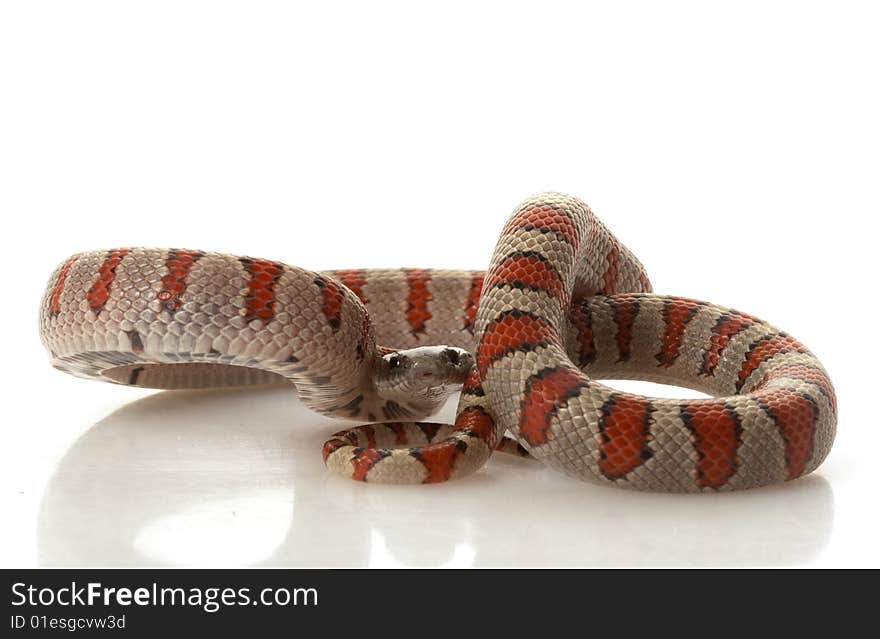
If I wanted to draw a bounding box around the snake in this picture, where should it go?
[39,193,836,491]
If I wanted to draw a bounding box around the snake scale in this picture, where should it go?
[39,193,836,491]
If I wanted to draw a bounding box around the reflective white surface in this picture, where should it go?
[13,384,837,567]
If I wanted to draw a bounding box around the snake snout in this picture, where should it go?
[379,346,472,393]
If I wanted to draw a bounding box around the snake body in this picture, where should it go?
[39,193,836,491]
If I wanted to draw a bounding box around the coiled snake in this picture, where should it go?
[39,193,836,491]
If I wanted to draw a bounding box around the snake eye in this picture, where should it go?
[444,348,461,366]
[388,354,403,370]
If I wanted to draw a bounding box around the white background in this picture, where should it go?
[1,1,878,567]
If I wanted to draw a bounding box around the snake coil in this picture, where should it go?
[40,193,836,491]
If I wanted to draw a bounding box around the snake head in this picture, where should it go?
[375,346,473,407]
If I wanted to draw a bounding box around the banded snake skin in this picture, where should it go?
[39,193,836,491]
